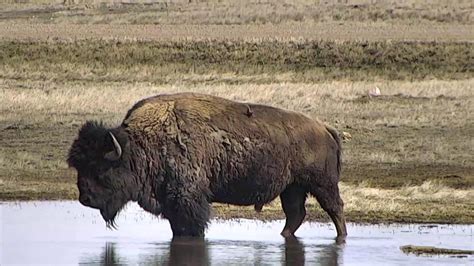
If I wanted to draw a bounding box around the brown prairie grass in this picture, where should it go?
[1,0,473,25]
[400,245,474,256]
[2,79,473,122]
[1,22,472,43]
[1,77,473,223]
[0,1,473,223]
[1,40,473,84]
[1,79,473,188]
[214,180,474,224]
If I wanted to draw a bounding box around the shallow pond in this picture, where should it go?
[1,201,472,265]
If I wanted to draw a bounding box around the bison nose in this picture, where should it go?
[79,194,92,206]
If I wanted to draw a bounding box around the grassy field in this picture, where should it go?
[1,78,473,222]
[1,0,472,25]
[1,22,472,43]
[0,0,473,224]
[1,40,473,83]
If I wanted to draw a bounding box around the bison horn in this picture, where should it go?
[105,132,122,161]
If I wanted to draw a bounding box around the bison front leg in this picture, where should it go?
[280,184,307,238]
[162,190,211,238]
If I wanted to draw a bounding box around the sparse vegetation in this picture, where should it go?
[401,245,474,256]
[1,0,472,25]
[1,22,472,43]
[214,181,474,224]
[1,79,473,222]
[0,0,472,223]
[1,40,473,83]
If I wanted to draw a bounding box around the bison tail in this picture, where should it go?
[325,125,342,178]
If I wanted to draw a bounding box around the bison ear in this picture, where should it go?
[104,132,122,161]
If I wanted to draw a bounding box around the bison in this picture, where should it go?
[68,93,347,239]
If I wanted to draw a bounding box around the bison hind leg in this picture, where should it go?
[310,182,347,239]
[280,184,308,238]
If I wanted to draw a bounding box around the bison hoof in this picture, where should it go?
[280,229,294,238]
[335,235,347,245]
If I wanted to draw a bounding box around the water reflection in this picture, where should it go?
[283,237,306,265]
[164,238,209,266]
[318,241,340,266]
[284,237,341,266]
[81,238,341,265]
[80,243,124,265]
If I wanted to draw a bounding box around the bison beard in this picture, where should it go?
[100,199,125,230]
[68,93,347,240]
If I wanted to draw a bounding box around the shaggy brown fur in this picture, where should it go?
[68,93,346,238]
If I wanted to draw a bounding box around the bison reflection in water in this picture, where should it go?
[68,93,347,239]
[81,238,340,265]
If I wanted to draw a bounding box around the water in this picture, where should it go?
[1,201,472,265]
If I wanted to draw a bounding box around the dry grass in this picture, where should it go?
[0,175,76,200]
[214,181,474,224]
[1,58,472,225]
[1,0,472,25]
[0,22,472,43]
[400,245,474,256]
[0,149,65,170]
[2,40,472,84]
[2,79,473,120]
[2,79,472,118]
[1,79,473,191]
[0,0,472,224]
[352,180,470,221]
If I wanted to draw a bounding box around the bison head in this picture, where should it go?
[68,121,135,228]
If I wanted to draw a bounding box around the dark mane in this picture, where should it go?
[67,121,109,169]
